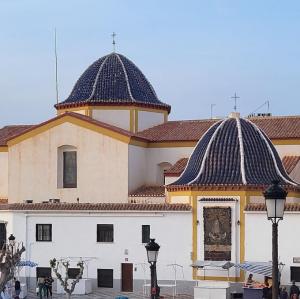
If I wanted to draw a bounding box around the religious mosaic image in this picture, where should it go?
[203,207,231,261]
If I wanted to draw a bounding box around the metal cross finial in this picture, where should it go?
[111,32,116,52]
[231,92,240,112]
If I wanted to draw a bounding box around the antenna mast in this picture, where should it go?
[54,28,59,105]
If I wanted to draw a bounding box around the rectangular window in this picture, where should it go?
[97,224,114,242]
[63,151,77,188]
[142,225,150,243]
[68,268,80,279]
[0,223,6,248]
[291,267,300,282]
[36,224,52,242]
[97,269,113,288]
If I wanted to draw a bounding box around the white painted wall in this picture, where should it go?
[290,162,300,184]
[275,145,300,157]
[145,147,193,186]
[1,210,193,282]
[8,122,129,203]
[0,152,8,198]
[128,145,147,192]
[92,109,130,131]
[138,111,165,131]
[245,211,300,285]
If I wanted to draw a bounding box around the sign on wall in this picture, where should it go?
[203,207,232,261]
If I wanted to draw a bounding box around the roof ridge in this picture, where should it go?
[188,119,227,185]
[236,118,247,184]
[87,54,110,101]
[244,118,298,186]
[115,53,136,102]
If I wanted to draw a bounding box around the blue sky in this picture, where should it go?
[1,0,300,126]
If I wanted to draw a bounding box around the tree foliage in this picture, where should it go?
[0,243,26,291]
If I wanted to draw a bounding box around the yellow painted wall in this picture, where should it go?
[8,122,129,203]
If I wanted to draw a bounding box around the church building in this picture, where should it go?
[0,51,299,294]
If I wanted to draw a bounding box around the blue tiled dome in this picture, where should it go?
[172,115,298,187]
[57,53,170,110]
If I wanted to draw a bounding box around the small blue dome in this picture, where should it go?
[172,116,298,187]
[58,53,170,110]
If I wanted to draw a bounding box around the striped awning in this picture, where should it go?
[16,260,38,267]
[235,262,272,277]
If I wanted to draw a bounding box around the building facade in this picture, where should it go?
[0,51,300,292]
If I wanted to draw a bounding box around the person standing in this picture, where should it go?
[13,278,20,299]
[37,277,45,299]
[44,276,54,298]
[280,286,288,299]
[290,281,300,299]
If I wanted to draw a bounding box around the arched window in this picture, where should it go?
[57,145,77,188]
[156,162,172,185]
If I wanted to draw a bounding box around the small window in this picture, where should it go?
[36,267,51,279]
[97,224,114,242]
[68,268,80,279]
[142,225,150,243]
[98,269,113,288]
[291,267,300,282]
[36,224,52,242]
[0,223,6,248]
[63,151,77,188]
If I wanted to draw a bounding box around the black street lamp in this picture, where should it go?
[8,234,16,247]
[8,234,16,254]
[145,238,160,299]
[263,180,288,299]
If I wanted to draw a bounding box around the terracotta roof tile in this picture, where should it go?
[129,186,165,197]
[137,119,217,142]
[0,125,35,146]
[138,116,300,142]
[0,202,191,211]
[282,156,300,174]
[165,158,188,176]
[245,203,300,212]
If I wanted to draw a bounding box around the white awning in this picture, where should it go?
[191,261,234,270]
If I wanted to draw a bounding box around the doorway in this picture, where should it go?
[121,263,133,292]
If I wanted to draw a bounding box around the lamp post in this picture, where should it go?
[8,234,16,254]
[145,239,160,299]
[263,180,287,299]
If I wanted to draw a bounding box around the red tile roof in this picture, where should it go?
[129,186,165,197]
[138,116,300,142]
[165,158,188,176]
[0,202,191,211]
[282,156,300,174]
[245,203,300,212]
[137,119,217,142]
[0,125,35,146]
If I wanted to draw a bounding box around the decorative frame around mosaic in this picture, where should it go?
[203,207,231,261]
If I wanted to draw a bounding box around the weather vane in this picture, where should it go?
[111,32,116,52]
[231,92,240,112]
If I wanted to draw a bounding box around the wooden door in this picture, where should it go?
[121,263,133,292]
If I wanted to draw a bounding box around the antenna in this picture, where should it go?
[210,104,216,119]
[248,100,270,117]
[54,28,59,105]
